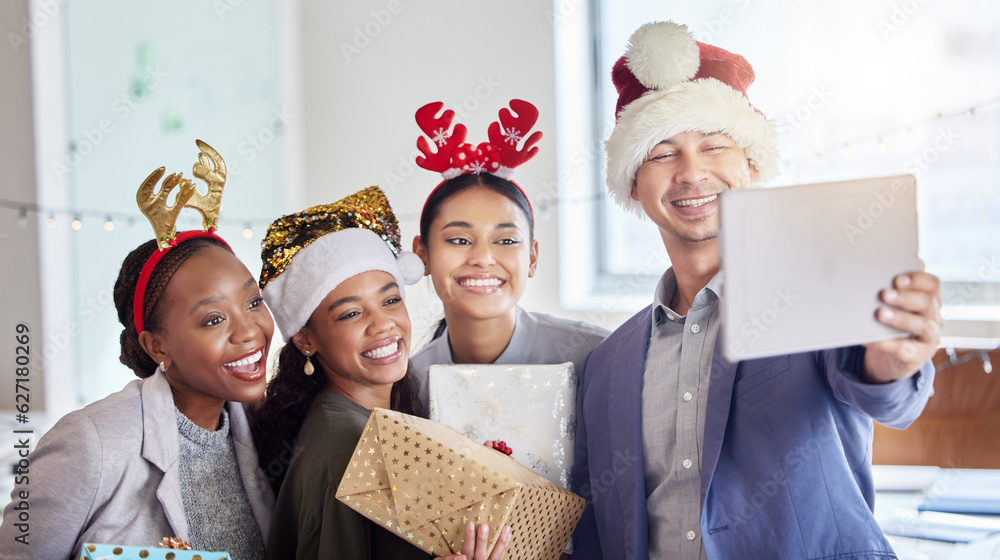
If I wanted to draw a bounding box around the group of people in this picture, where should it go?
[0,20,942,560]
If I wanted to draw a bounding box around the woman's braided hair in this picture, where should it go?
[113,237,232,378]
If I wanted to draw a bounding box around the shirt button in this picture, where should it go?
[690,323,701,333]
[686,530,696,541]
[666,313,675,321]
[682,391,693,402]
[682,458,693,469]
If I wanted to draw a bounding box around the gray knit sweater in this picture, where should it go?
[176,408,266,560]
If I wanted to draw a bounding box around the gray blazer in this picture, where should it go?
[0,370,274,559]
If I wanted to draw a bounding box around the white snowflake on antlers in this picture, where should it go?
[432,127,451,147]
[503,128,523,146]
[468,161,488,174]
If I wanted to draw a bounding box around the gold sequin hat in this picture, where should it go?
[260,186,424,340]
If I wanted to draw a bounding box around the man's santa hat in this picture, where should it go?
[605,21,779,215]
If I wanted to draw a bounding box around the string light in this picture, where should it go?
[17,207,27,228]
[0,199,278,235]
[784,97,998,163]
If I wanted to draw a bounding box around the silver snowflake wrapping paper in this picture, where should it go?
[428,362,576,490]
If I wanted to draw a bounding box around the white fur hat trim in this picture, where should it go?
[605,78,779,216]
[263,227,424,341]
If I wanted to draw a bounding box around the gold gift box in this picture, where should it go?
[335,408,586,559]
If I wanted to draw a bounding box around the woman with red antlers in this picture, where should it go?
[409,99,610,416]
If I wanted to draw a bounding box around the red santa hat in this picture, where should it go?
[605,21,779,215]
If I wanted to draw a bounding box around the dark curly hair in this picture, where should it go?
[113,237,232,378]
[249,338,421,493]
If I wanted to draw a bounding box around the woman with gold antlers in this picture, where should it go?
[0,141,275,559]
[251,186,510,560]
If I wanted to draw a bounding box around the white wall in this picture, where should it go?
[0,0,45,411]
[297,0,631,346]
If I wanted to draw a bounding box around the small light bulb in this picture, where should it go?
[242,227,253,239]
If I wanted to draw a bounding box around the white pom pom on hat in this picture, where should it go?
[625,21,701,90]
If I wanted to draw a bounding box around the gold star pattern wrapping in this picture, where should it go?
[428,363,577,490]
[258,186,403,290]
[335,408,586,560]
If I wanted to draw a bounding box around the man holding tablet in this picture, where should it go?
[572,21,941,559]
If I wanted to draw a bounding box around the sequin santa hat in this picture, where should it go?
[259,186,424,341]
[605,21,779,215]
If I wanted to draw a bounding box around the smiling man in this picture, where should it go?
[572,21,942,559]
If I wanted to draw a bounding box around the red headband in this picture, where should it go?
[132,229,232,334]
[415,99,542,218]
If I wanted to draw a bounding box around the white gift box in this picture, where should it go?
[428,362,577,489]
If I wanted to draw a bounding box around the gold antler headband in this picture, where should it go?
[133,140,232,333]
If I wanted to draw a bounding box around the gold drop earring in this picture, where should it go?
[303,350,315,376]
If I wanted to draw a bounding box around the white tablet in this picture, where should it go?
[719,174,920,362]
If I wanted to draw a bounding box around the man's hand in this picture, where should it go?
[863,271,942,383]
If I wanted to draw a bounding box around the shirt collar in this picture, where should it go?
[651,268,724,327]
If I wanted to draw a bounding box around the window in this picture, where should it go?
[556,0,1000,347]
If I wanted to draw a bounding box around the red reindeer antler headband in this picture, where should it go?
[415,99,542,215]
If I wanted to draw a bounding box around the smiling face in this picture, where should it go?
[143,245,274,416]
[293,270,410,405]
[631,130,757,247]
[418,184,538,323]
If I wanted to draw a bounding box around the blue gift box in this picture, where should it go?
[80,543,232,560]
